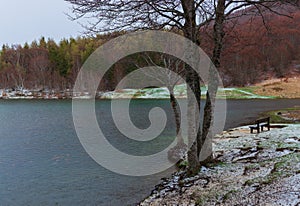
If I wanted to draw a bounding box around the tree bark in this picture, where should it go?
[181,0,201,175]
[200,0,226,163]
[169,88,184,145]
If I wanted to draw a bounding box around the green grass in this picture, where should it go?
[237,86,258,93]
[261,107,300,124]
[102,83,290,100]
[216,87,275,99]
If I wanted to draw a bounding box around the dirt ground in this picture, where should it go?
[280,109,300,121]
[254,76,300,98]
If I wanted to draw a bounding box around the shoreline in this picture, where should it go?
[139,124,300,205]
[1,76,299,100]
[1,84,299,100]
[1,96,300,100]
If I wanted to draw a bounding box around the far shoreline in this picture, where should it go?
[1,96,300,100]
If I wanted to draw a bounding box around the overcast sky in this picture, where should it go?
[0,0,84,46]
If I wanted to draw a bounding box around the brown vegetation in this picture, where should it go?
[201,4,300,87]
[254,76,300,98]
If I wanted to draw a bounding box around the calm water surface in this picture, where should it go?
[0,99,299,205]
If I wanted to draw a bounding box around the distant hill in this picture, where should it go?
[201,2,300,86]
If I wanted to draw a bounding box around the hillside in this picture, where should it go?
[254,76,300,98]
[201,2,300,86]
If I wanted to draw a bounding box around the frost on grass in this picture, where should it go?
[140,124,300,206]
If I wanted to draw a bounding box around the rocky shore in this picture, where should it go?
[140,124,300,206]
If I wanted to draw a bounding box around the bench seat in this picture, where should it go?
[249,117,270,133]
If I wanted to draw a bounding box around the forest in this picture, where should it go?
[0,4,299,92]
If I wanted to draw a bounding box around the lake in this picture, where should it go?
[0,99,299,205]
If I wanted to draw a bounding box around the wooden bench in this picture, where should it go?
[249,117,270,133]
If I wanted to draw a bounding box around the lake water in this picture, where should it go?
[0,99,299,205]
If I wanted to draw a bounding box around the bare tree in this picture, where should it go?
[66,0,208,173]
[28,47,50,89]
[2,45,28,90]
[66,0,299,174]
[135,53,186,146]
[199,0,299,163]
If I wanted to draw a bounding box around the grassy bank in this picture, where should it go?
[100,85,277,99]
[101,76,300,99]
[261,107,300,124]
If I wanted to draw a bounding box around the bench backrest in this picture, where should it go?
[255,117,270,124]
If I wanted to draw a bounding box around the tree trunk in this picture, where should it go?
[181,0,201,175]
[200,0,226,163]
[186,66,202,175]
[169,88,184,145]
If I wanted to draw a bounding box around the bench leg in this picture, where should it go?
[261,125,270,132]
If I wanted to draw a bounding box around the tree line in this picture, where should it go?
[0,34,122,91]
[1,9,299,92]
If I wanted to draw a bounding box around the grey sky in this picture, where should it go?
[0,0,83,46]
